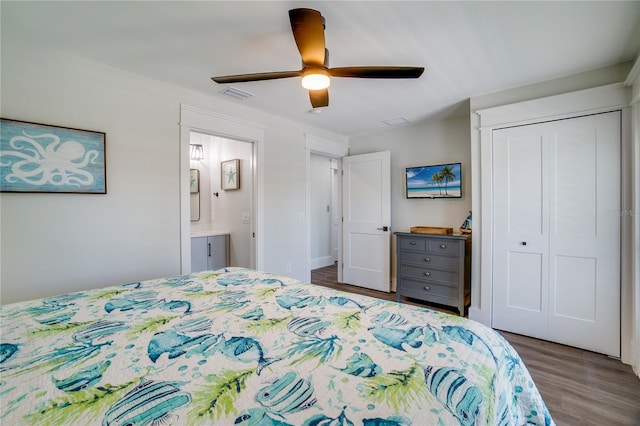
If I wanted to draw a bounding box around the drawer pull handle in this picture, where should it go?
[424,257,431,262]
[410,241,416,245]
[424,286,430,291]
[424,272,431,277]
[439,244,447,249]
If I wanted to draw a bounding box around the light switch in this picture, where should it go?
[242,212,250,224]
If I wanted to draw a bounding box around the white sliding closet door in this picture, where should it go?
[492,112,620,357]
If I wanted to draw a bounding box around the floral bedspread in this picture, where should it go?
[0,267,553,425]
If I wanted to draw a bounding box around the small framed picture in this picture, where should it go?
[221,159,239,190]
[190,169,199,193]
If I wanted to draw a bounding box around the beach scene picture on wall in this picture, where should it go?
[406,162,461,199]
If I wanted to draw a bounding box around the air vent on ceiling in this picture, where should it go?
[383,117,410,126]
[220,87,254,101]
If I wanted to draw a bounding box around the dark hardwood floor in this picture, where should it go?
[311,264,640,426]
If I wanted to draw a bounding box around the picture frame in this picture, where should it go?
[0,118,106,194]
[406,162,462,199]
[221,159,240,190]
[190,168,199,193]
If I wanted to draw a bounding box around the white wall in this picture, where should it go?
[310,153,333,269]
[262,127,309,278]
[0,38,347,304]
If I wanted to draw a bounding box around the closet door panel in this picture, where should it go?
[492,128,548,338]
[547,112,620,357]
[492,111,620,358]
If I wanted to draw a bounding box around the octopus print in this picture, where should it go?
[0,119,105,193]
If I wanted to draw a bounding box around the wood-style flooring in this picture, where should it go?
[311,264,640,426]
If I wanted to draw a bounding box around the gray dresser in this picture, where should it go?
[395,232,470,315]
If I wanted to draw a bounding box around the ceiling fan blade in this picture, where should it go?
[309,89,329,108]
[289,8,326,67]
[329,66,425,79]
[212,70,300,84]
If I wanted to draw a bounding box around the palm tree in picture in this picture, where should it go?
[439,166,456,196]
[431,172,443,195]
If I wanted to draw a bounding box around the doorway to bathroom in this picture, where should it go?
[190,131,255,268]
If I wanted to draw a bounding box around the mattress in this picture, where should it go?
[0,267,553,425]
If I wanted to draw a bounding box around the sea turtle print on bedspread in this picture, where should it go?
[0,267,553,425]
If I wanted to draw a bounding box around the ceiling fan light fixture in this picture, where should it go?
[301,69,330,90]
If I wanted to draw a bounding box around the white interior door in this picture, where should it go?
[492,111,620,357]
[342,151,391,292]
[330,159,339,262]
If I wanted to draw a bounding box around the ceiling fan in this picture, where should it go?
[211,8,424,108]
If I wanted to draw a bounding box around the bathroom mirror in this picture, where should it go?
[190,169,200,221]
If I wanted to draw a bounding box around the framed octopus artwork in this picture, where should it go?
[0,118,106,194]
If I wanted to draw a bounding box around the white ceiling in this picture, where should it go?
[3,1,640,137]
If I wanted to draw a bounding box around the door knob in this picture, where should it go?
[521,242,527,246]
[376,226,389,231]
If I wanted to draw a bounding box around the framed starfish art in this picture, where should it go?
[221,159,239,190]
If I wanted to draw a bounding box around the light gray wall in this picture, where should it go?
[349,114,472,233]
[626,62,640,376]
[0,38,346,304]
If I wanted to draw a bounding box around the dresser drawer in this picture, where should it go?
[401,265,459,284]
[427,238,462,255]
[399,237,427,252]
[399,252,460,269]
[395,232,470,315]
[399,279,459,301]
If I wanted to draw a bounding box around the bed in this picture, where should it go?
[0,267,553,425]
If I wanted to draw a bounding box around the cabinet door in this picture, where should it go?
[207,235,227,270]
[191,237,208,273]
